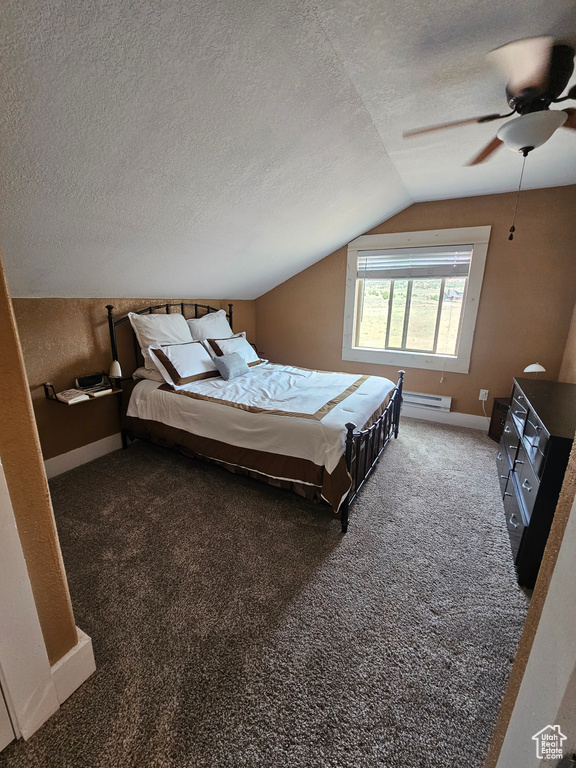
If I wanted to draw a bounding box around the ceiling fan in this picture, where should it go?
[404,36,576,165]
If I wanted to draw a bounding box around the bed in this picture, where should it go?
[106,302,404,532]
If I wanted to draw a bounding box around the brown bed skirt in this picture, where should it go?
[123,415,351,514]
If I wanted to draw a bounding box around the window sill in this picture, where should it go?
[342,346,470,374]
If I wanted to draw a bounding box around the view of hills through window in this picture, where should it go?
[356,277,466,355]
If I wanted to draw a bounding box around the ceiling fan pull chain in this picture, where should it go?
[509,151,528,241]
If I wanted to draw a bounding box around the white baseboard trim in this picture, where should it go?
[45,433,123,478]
[402,405,490,431]
[50,628,96,707]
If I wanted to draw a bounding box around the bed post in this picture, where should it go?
[106,305,129,450]
[341,422,356,533]
[228,303,233,332]
[394,370,405,439]
[106,305,118,362]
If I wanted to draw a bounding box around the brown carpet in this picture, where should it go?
[1,417,529,768]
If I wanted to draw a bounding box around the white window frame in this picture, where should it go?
[342,226,491,374]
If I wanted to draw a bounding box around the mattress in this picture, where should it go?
[126,362,395,510]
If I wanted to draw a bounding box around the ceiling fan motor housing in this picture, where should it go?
[507,44,575,113]
[403,37,575,165]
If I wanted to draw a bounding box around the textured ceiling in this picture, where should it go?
[1,0,575,299]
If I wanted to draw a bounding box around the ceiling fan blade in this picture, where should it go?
[403,113,504,138]
[487,36,553,95]
[562,107,576,130]
[466,136,504,166]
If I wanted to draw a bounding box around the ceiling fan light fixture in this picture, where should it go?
[497,110,568,153]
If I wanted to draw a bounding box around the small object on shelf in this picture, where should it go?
[54,388,91,405]
[109,360,122,381]
[75,372,114,396]
[76,372,106,389]
[488,396,511,442]
[87,387,113,398]
[43,380,121,404]
[77,381,112,394]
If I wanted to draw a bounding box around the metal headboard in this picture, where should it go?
[106,302,233,374]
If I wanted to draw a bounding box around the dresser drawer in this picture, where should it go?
[502,417,515,439]
[518,459,538,521]
[503,486,525,561]
[512,440,528,474]
[523,414,549,476]
[510,392,528,433]
[502,414,521,465]
[498,466,510,496]
[496,441,512,480]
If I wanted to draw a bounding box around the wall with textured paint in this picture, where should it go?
[255,185,576,416]
[0,253,77,665]
[12,298,256,460]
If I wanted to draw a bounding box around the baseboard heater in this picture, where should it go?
[402,390,452,413]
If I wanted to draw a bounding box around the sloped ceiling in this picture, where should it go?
[1,0,575,299]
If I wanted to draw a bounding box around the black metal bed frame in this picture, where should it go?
[339,370,404,532]
[106,302,234,373]
[106,302,404,533]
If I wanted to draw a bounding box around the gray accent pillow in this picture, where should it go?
[214,352,250,381]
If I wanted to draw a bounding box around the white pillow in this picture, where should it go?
[203,331,246,358]
[129,312,192,372]
[187,310,233,342]
[148,341,219,387]
[209,335,261,366]
[132,366,164,382]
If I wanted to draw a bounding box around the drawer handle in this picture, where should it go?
[514,409,525,416]
[522,478,532,492]
[509,513,519,529]
[497,451,502,461]
[527,420,542,431]
[500,474,508,480]
[517,394,524,401]
[504,426,511,433]
[514,459,524,466]
[504,491,513,497]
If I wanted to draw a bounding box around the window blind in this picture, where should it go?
[357,244,473,280]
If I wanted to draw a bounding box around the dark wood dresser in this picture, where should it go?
[496,378,576,588]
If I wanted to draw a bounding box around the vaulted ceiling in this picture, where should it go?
[1,0,575,299]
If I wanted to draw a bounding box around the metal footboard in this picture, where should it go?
[340,370,404,533]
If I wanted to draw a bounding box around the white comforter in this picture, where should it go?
[127,362,395,475]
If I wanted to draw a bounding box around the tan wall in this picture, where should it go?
[0,254,77,665]
[255,185,576,416]
[12,298,256,460]
[559,303,576,384]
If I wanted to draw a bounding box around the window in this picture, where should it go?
[342,227,490,374]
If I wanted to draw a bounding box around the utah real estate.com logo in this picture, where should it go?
[532,724,567,760]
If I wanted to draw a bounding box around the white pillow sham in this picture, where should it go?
[203,331,245,358]
[129,312,192,372]
[187,309,233,342]
[209,335,261,366]
[149,341,220,388]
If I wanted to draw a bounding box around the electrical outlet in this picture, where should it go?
[479,389,489,401]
